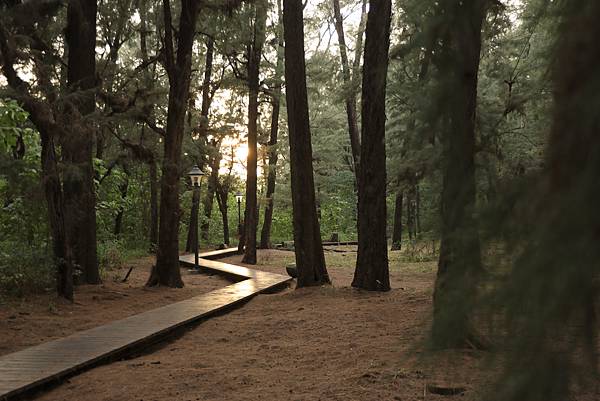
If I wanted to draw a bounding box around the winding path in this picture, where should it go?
[0,248,291,400]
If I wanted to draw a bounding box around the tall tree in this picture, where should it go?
[202,141,221,241]
[390,191,403,250]
[61,0,100,285]
[0,1,108,299]
[147,0,201,287]
[283,0,330,287]
[137,0,160,251]
[260,0,284,249]
[215,146,236,246]
[199,37,217,243]
[430,0,488,348]
[351,0,392,292]
[492,2,600,400]
[331,0,363,180]
[242,0,267,264]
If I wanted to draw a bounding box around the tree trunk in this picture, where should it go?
[0,11,75,299]
[148,0,200,287]
[242,0,267,265]
[138,0,159,253]
[391,191,403,251]
[351,0,368,83]
[63,0,100,284]
[114,165,130,236]
[41,130,74,300]
[148,159,159,250]
[199,37,217,242]
[260,0,284,250]
[201,150,221,242]
[259,98,279,250]
[215,183,230,246]
[496,4,600,399]
[415,184,421,237]
[352,0,392,292]
[431,0,487,349]
[332,0,361,180]
[200,37,214,124]
[283,0,330,287]
[406,187,414,241]
[237,220,246,252]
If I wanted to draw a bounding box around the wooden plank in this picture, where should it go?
[0,250,291,401]
[191,247,240,260]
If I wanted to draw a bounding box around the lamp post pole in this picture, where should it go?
[188,165,205,271]
[194,185,200,270]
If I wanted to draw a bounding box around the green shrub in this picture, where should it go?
[98,239,126,271]
[0,242,54,298]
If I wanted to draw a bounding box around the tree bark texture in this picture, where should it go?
[200,37,214,119]
[259,97,280,249]
[63,0,100,284]
[201,148,221,242]
[138,1,159,252]
[332,0,361,180]
[215,182,230,245]
[42,128,75,300]
[500,3,600,399]
[242,0,267,264]
[149,159,159,250]
[199,37,217,242]
[0,13,76,299]
[407,184,416,241]
[283,0,330,287]
[352,0,392,292]
[431,0,487,349]
[391,191,403,251]
[260,0,284,249]
[149,0,200,287]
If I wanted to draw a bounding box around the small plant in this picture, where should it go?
[47,301,58,314]
[401,240,438,263]
[0,243,54,298]
[98,239,126,271]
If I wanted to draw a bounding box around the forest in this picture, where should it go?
[0,0,598,400]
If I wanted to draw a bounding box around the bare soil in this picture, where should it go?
[0,255,231,356]
[4,249,593,401]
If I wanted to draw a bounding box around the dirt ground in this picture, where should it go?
[5,248,590,401]
[0,254,231,356]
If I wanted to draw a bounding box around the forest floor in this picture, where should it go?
[5,247,592,401]
[0,252,231,356]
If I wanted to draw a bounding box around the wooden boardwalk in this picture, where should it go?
[0,248,291,400]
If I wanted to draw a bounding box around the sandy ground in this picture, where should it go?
[3,249,596,401]
[0,255,231,356]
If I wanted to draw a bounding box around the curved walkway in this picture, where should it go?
[0,249,291,400]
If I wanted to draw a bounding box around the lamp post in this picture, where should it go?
[188,165,205,271]
[235,191,243,239]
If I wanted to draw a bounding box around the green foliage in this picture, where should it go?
[0,99,34,154]
[0,100,51,298]
[97,239,127,271]
[399,239,438,263]
[0,242,54,299]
